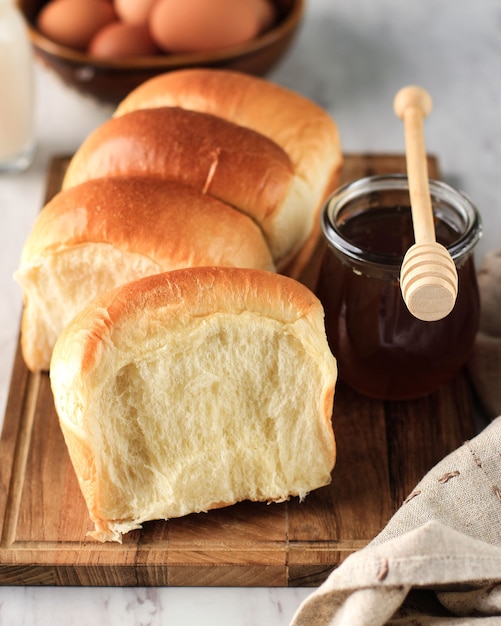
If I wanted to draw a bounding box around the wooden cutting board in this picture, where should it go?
[0,154,475,587]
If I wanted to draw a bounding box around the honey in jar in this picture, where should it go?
[316,175,482,400]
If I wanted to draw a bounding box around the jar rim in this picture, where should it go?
[321,174,482,269]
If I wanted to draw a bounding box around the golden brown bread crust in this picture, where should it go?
[114,69,343,276]
[114,68,342,193]
[19,176,275,272]
[63,108,294,217]
[61,106,307,267]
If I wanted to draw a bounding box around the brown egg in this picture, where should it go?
[149,0,262,53]
[252,0,277,31]
[114,0,159,25]
[37,0,116,51]
[89,22,158,58]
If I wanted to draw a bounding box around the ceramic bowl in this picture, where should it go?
[17,0,305,104]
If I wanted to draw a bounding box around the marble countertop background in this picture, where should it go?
[1,0,500,623]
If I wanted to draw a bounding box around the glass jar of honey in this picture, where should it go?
[316,174,482,400]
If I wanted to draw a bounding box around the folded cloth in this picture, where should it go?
[290,250,501,626]
[290,418,501,625]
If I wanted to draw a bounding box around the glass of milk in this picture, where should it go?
[0,0,36,173]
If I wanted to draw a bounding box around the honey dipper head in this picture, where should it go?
[400,241,458,321]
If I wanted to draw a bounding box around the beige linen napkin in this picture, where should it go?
[290,250,501,626]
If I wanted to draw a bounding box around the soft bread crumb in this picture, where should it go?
[50,267,337,542]
[16,244,161,371]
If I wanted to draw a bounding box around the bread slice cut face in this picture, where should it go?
[50,267,337,542]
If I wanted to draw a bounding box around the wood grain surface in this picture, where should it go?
[0,154,475,586]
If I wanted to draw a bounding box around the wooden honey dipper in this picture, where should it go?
[394,86,458,321]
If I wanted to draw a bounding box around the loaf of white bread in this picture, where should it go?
[50,267,337,543]
[16,70,340,540]
[15,177,274,372]
[64,69,342,271]
[16,69,342,372]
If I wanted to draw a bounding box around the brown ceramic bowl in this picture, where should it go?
[18,0,305,104]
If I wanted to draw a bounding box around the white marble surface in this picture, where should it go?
[1,0,501,623]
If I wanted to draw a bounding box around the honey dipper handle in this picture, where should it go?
[394,86,434,244]
[394,86,458,321]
